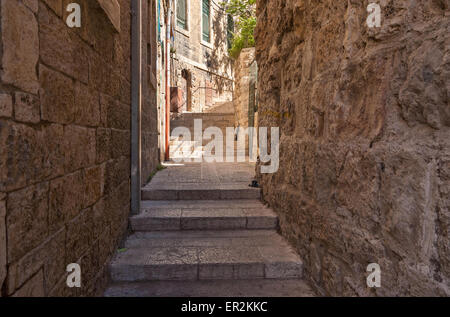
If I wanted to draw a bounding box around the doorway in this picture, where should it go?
[182,69,192,112]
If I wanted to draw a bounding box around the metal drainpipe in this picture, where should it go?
[131,0,142,215]
[164,1,171,161]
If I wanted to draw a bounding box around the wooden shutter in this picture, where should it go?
[202,0,210,42]
[177,0,187,30]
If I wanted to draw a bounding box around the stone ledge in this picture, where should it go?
[97,0,120,32]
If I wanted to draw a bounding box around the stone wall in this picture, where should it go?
[141,0,160,184]
[233,48,255,129]
[0,0,142,296]
[255,0,449,296]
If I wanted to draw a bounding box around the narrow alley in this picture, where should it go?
[0,0,448,300]
[105,161,315,297]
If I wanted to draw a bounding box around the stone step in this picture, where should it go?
[171,118,234,124]
[130,200,278,231]
[171,112,234,119]
[104,279,316,297]
[109,230,303,282]
[170,127,234,135]
[169,141,204,159]
[170,120,234,129]
[171,116,234,122]
[169,141,234,149]
[141,184,261,200]
[125,229,286,248]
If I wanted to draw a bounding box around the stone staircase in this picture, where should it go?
[204,101,234,114]
[169,112,235,161]
[104,163,315,297]
[170,113,235,134]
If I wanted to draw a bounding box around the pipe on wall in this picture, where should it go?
[131,0,142,215]
[164,1,171,161]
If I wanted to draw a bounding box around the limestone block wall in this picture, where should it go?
[0,0,143,296]
[233,48,256,129]
[255,0,449,296]
[141,0,160,183]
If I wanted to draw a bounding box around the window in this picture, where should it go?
[177,0,187,30]
[202,0,211,43]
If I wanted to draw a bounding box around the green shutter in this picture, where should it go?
[227,14,234,49]
[177,0,187,30]
[202,0,210,42]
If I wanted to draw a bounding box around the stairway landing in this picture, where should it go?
[105,162,316,297]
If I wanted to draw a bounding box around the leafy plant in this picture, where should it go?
[147,164,167,183]
[222,0,256,59]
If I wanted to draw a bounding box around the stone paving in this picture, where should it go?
[142,162,260,200]
[147,162,256,186]
[132,200,278,231]
[105,162,317,297]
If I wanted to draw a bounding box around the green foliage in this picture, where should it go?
[222,0,256,59]
[147,164,167,183]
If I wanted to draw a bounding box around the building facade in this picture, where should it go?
[169,0,234,113]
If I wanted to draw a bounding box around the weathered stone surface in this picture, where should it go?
[97,0,121,32]
[110,200,130,245]
[41,0,62,16]
[105,279,316,297]
[255,0,450,296]
[7,183,49,263]
[6,229,65,295]
[142,162,259,200]
[96,127,111,163]
[1,0,39,93]
[39,1,89,83]
[66,208,94,264]
[63,125,96,172]
[99,223,114,257]
[0,199,6,291]
[0,122,65,191]
[39,64,75,124]
[0,122,65,192]
[104,156,129,195]
[14,92,40,124]
[23,0,38,13]
[101,93,131,130]
[109,230,304,282]
[83,165,104,208]
[89,53,118,96]
[49,171,84,233]
[0,94,13,118]
[0,0,139,297]
[131,209,182,231]
[74,82,100,127]
[111,129,130,158]
[131,206,275,232]
[233,48,256,129]
[11,270,45,297]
